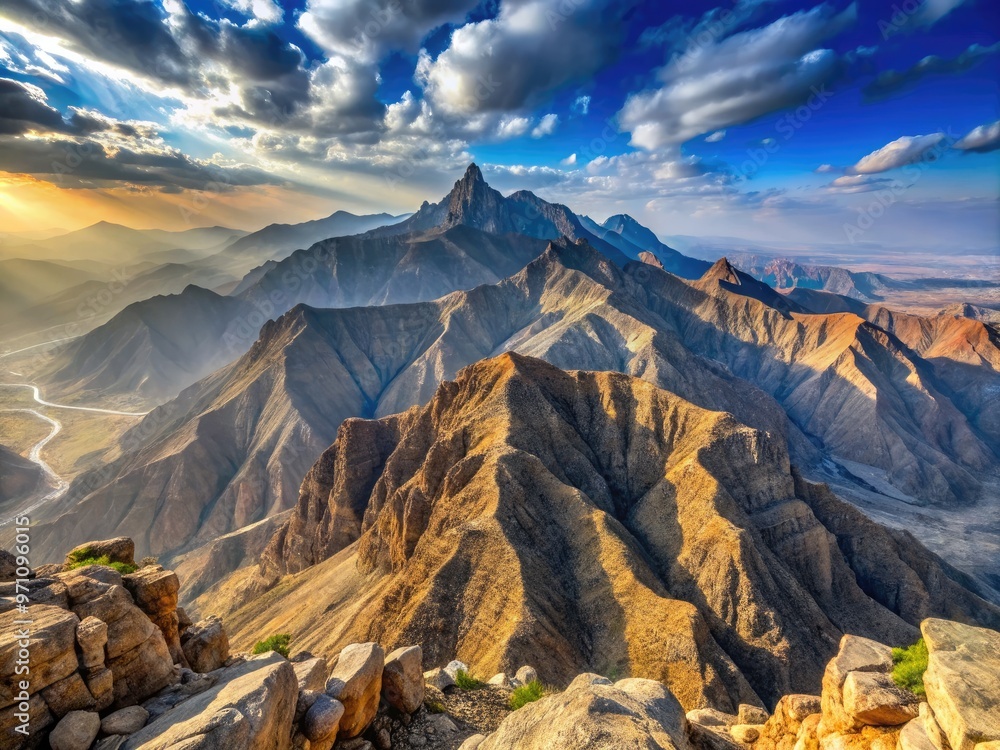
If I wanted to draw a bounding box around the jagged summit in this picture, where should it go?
[703,257,742,285]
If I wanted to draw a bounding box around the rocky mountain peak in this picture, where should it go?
[704,257,742,285]
[444,163,506,232]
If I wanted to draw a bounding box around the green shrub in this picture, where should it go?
[252,633,292,658]
[66,553,137,575]
[455,669,485,690]
[509,680,544,710]
[425,698,446,714]
[891,638,928,696]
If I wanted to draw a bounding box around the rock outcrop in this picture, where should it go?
[215,355,998,713]
[480,677,690,750]
[690,620,1000,750]
[921,619,1000,750]
[0,541,238,749]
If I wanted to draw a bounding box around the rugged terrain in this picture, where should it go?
[204,354,998,713]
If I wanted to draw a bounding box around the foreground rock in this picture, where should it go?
[921,619,1000,750]
[480,677,690,749]
[325,642,384,739]
[123,653,296,749]
[382,646,424,714]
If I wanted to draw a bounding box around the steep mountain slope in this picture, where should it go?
[631,259,999,506]
[211,210,406,270]
[37,285,257,400]
[583,213,711,279]
[213,354,1000,713]
[30,240,1000,599]
[363,164,632,265]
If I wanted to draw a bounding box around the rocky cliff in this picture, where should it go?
[206,354,998,714]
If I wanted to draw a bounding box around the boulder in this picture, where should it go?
[85,666,115,712]
[180,616,230,674]
[381,646,424,714]
[567,673,613,692]
[687,708,737,728]
[826,635,894,688]
[49,710,101,750]
[293,657,329,692]
[65,538,135,568]
[515,666,538,685]
[122,653,297,750]
[820,634,895,735]
[731,724,762,743]
[41,672,97,716]
[738,704,769,725]
[101,705,149,735]
[487,673,512,688]
[480,677,689,750]
[921,619,1000,750]
[754,695,820,750]
[123,567,184,666]
[424,667,456,691]
[444,660,469,680]
[459,735,487,750]
[325,642,384,739]
[919,702,950,750]
[900,718,939,750]
[843,671,919,726]
[0,604,80,705]
[303,694,345,742]
[75,616,108,670]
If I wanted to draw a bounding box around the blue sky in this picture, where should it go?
[0,0,997,252]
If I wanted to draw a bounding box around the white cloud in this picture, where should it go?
[618,3,857,149]
[299,0,478,64]
[704,130,726,143]
[417,0,634,115]
[531,113,559,138]
[848,133,946,174]
[953,121,1000,154]
[815,163,837,173]
[561,153,577,166]
[911,0,969,27]
[827,174,894,193]
[220,0,284,24]
[496,115,531,139]
[573,95,591,115]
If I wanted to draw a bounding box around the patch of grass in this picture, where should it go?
[455,669,486,690]
[891,638,928,696]
[252,633,292,658]
[425,698,446,714]
[509,680,544,710]
[66,551,137,575]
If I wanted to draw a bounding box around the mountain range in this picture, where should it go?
[8,163,1000,734]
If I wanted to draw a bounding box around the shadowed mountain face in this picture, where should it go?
[581,213,711,279]
[0,444,42,513]
[212,354,999,714]
[30,239,1000,603]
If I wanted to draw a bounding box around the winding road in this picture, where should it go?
[0,378,148,522]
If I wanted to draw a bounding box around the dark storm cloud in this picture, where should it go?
[0,78,68,134]
[0,0,193,86]
[0,134,284,190]
[863,42,1000,100]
